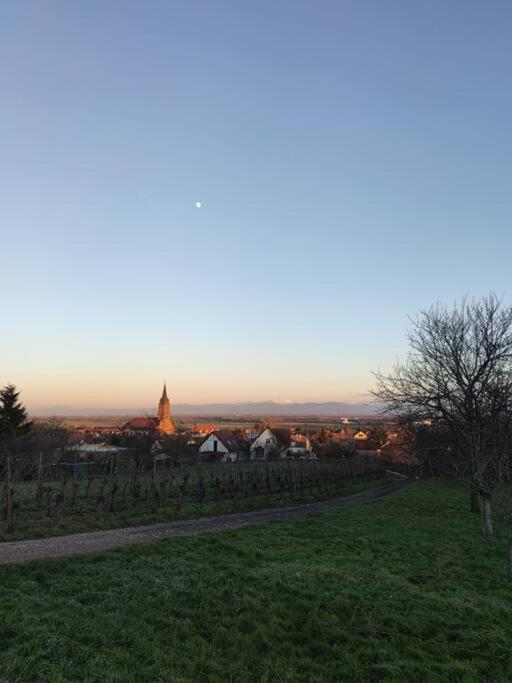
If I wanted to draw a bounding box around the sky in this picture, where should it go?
[1,1,512,413]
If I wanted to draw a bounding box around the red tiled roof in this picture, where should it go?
[124,417,159,431]
[194,423,217,433]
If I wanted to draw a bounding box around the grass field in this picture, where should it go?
[1,480,511,681]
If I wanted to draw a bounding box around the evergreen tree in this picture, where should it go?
[0,384,31,441]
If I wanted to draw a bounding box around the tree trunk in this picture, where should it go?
[470,484,481,513]
[481,493,493,538]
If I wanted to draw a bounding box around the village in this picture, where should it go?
[61,384,404,466]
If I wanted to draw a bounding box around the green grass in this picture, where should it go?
[1,480,511,681]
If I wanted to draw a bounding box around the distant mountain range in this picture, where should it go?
[33,401,380,418]
[173,401,380,417]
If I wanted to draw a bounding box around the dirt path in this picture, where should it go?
[0,481,408,565]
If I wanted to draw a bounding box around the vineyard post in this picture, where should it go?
[6,452,14,533]
[348,458,355,483]
[195,451,202,499]
[36,450,43,506]
[109,452,118,512]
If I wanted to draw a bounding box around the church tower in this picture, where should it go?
[157,383,175,435]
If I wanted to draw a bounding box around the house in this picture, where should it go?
[250,428,290,460]
[61,443,128,463]
[198,430,247,462]
[354,431,368,441]
[287,433,314,458]
[249,428,313,460]
[191,423,217,436]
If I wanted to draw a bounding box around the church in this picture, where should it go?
[123,384,176,435]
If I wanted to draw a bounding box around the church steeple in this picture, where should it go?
[157,382,175,435]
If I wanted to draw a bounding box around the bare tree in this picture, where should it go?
[373,294,512,537]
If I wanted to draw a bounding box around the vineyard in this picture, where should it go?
[0,453,387,540]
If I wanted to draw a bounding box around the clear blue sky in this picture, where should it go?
[1,1,511,412]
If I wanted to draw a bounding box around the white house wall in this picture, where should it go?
[199,434,229,454]
[250,428,276,451]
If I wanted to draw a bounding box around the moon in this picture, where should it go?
[195,201,203,209]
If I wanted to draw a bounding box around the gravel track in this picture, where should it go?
[0,480,407,565]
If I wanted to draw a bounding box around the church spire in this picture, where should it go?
[157,382,174,435]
